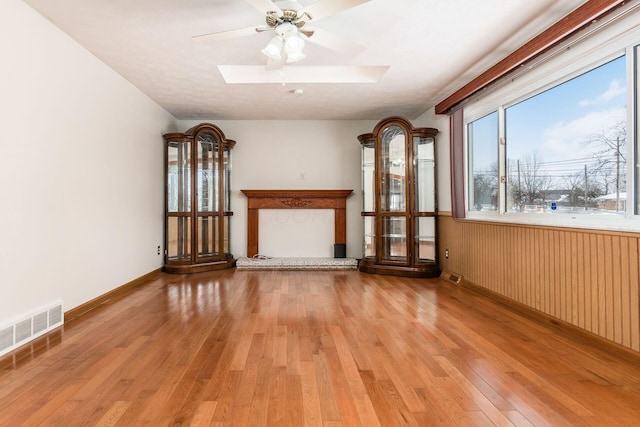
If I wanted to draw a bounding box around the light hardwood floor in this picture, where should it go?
[1,270,640,426]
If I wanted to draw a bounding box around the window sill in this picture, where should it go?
[463,211,640,234]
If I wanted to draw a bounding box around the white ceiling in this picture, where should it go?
[23,0,587,120]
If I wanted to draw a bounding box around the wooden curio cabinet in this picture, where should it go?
[358,117,439,277]
[163,123,235,274]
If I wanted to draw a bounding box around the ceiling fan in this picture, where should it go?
[193,0,371,69]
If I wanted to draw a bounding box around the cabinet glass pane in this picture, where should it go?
[381,216,407,261]
[224,216,230,254]
[197,133,219,213]
[364,216,375,257]
[381,126,406,212]
[415,136,435,212]
[167,142,191,213]
[167,217,191,260]
[415,217,436,261]
[197,216,219,257]
[362,143,375,212]
[224,147,231,212]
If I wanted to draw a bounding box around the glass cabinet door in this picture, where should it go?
[223,145,232,254]
[196,132,219,260]
[415,217,436,261]
[414,136,436,262]
[361,136,376,258]
[166,140,191,262]
[381,217,407,262]
[362,139,375,213]
[414,136,435,212]
[380,126,406,212]
[379,125,408,264]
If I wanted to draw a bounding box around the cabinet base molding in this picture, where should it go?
[163,258,236,274]
[358,258,440,278]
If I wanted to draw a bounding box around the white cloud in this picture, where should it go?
[541,108,626,160]
[578,79,626,107]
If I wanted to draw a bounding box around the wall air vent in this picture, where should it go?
[0,301,64,357]
[33,312,48,335]
[0,326,13,353]
[15,319,32,343]
[49,305,63,325]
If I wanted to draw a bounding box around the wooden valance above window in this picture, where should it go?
[435,0,627,115]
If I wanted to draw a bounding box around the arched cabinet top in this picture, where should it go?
[361,116,438,144]
[163,123,236,148]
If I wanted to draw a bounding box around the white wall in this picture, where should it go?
[178,120,377,258]
[0,0,176,324]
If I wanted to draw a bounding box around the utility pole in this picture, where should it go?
[517,159,521,211]
[584,164,588,210]
[616,136,620,212]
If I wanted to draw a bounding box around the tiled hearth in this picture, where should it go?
[236,257,358,270]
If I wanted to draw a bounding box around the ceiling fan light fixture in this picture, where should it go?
[284,31,305,52]
[261,36,283,59]
[286,49,305,63]
[263,20,307,64]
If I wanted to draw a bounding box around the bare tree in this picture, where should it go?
[587,120,626,196]
[562,170,603,208]
[508,152,553,210]
[471,162,498,210]
[562,172,584,207]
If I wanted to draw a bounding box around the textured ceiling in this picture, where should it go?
[23,0,587,120]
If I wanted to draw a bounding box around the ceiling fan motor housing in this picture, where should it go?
[266,9,308,29]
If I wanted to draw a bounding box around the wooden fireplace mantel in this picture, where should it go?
[241,189,353,258]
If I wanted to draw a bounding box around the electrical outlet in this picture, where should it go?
[445,249,449,259]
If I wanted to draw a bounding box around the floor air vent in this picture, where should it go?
[0,301,64,357]
[440,270,463,285]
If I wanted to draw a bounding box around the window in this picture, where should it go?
[468,112,499,212]
[463,23,640,229]
[505,57,626,215]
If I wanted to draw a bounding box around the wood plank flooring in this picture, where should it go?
[2,270,640,426]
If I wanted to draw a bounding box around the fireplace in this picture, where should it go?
[241,190,353,258]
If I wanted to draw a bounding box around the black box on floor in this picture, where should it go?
[334,244,346,258]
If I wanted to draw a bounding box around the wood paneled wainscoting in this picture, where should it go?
[438,213,640,354]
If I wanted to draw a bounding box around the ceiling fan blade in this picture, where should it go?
[299,28,315,38]
[300,0,372,21]
[244,0,282,14]
[192,26,261,41]
[303,27,365,55]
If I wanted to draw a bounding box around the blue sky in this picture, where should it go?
[507,55,626,167]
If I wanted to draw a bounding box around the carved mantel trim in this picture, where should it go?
[241,189,353,258]
[281,199,312,208]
